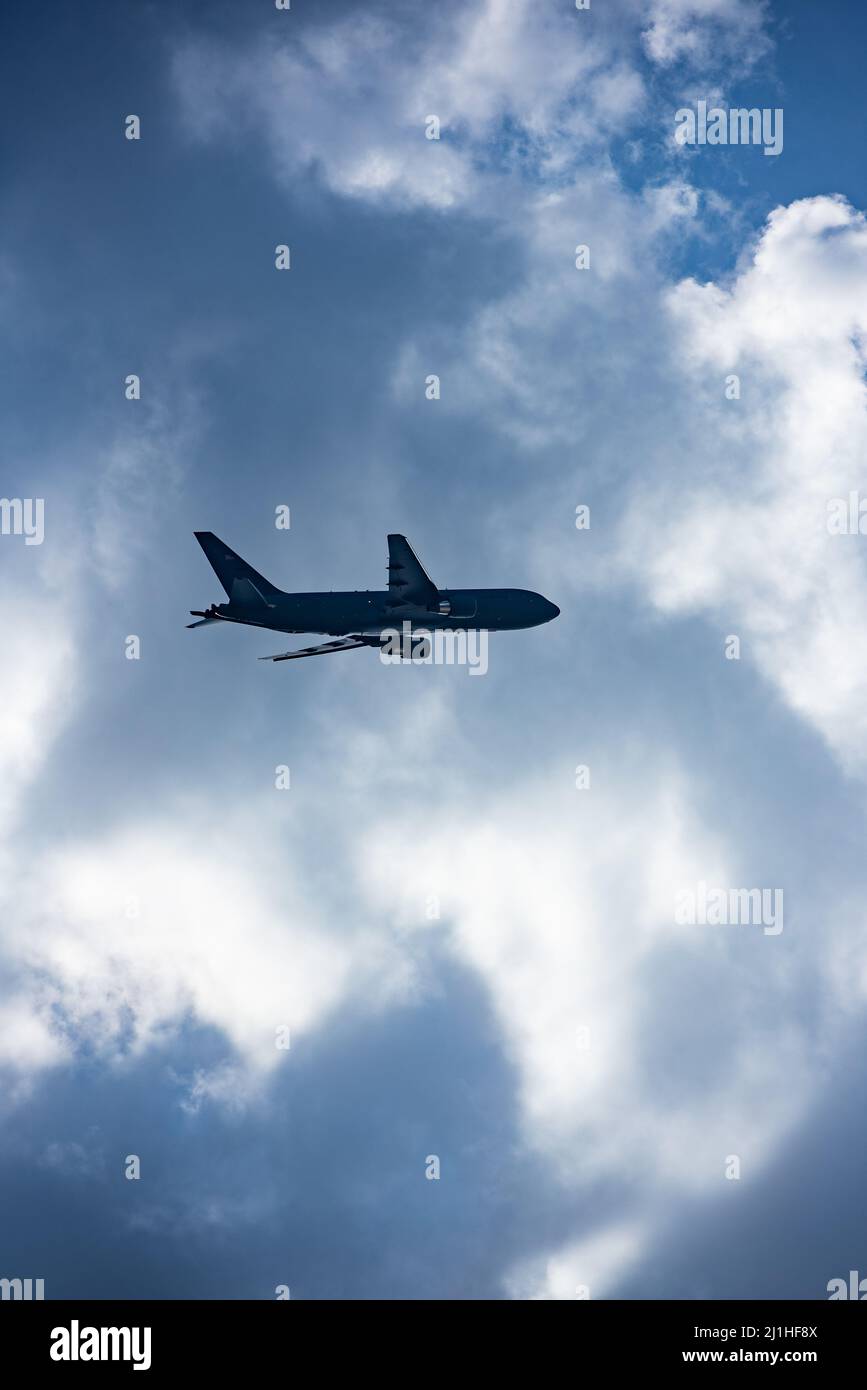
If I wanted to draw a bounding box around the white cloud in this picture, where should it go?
[0,590,78,837]
[171,0,651,211]
[357,764,814,1196]
[0,995,66,1075]
[171,0,775,215]
[618,196,867,770]
[10,813,382,1075]
[504,1222,646,1300]
[642,0,771,70]
[390,165,703,456]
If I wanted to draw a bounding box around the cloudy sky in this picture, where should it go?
[3,0,867,1299]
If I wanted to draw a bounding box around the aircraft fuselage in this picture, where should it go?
[209,587,559,636]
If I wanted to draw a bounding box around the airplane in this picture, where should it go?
[188,531,560,662]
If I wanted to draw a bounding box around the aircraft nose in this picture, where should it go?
[545,599,560,621]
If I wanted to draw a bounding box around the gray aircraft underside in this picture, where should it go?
[189,530,559,662]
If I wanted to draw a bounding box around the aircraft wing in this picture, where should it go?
[259,637,371,662]
[387,534,438,608]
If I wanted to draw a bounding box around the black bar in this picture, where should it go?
[2,1299,863,1374]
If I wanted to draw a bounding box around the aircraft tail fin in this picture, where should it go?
[387,534,438,607]
[194,532,281,602]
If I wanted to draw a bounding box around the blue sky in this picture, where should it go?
[3,0,867,1299]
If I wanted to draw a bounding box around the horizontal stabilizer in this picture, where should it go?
[186,606,224,629]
